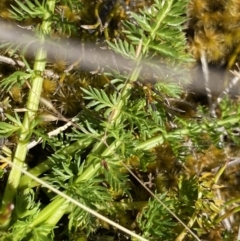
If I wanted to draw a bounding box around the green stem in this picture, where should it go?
[223,197,240,207]
[0,0,56,227]
[109,65,142,124]
[17,136,123,231]
[28,140,122,230]
[0,49,46,226]
[19,109,240,190]
[175,212,198,241]
[6,0,222,235]
[39,163,103,227]
[109,0,172,123]
[19,138,94,189]
[216,206,240,223]
[136,114,240,150]
[17,0,176,197]
[29,45,145,230]
[29,163,102,229]
[175,186,203,241]
[29,196,66,229]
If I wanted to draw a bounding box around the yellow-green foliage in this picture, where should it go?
[1,1,240,241]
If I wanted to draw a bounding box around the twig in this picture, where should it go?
[216,189,232,231]
[0,54,60,79]
[27,119,76,150]
[212,64,240,110]
[211,158,240,173]
[200,50,216,117]
[0,55,25,67]
[216,75,240,105]
[39,97,82,131]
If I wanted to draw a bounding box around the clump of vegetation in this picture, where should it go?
[0,0,240,240]
[188,0,240,68]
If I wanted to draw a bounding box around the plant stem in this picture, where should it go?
[0,0,56,228]
[136,114,240,150]
[19,109,240,190]
[175,185,203,241]
[30,45,144,229]
[29,140,123,229]
[18,0,177,202]
[0,49,47,229]
[29,196,67,228]
[19,138,94,189]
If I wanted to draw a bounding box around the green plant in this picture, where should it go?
[0,0,56,229]
[0,0,240,241]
